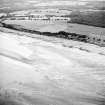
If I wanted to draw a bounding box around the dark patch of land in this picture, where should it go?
[67,11,105,28]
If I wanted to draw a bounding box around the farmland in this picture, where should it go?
[2,14,105,47]
[0,27,105,105]
[0,1,105,105]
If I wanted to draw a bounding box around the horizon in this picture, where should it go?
[0,0,105,12]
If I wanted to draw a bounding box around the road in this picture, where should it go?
[0,31,105,105]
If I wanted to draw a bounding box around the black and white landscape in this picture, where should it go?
[0,0,105,105]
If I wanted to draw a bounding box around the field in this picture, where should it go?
[3,19,105,35]
[69,10,105,28]
[0,28,105,105]
[0,1,105,105]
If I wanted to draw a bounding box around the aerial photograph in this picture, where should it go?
[0,0,105,105]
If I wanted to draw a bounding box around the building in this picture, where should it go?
[6,15,48,20]
[50,16,70,21]
[29,15,48,20]
[7,16,29,20]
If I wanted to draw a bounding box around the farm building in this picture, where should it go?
[7,16,29,20]
[29,15,48,20]
[6,15,48,20]
[50,16,70,21]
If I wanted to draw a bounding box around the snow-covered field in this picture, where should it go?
[0,30,105,105]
